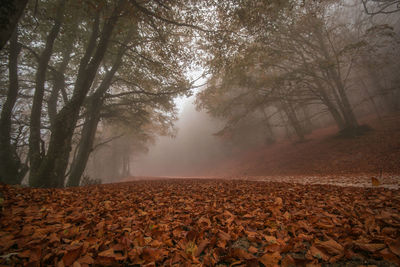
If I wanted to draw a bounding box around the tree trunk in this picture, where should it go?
[313,77,346,130]
[314,24,358,130]
[29,1,123,188]
[66,103,101,187]
[281,100,305,141]
[47,24,77,126]
[28,0,66,187]
[0,0,28,50]
[0,28,27,184]
[261,108,275,144]
[67,34,129,187]
[329,69,359,129]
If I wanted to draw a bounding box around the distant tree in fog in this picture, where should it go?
[197,0,400,143]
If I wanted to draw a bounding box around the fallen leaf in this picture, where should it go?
[195,240,209,257]
[248,246,258,254]
[62,244,83,266]
[371,177,380,186]
[231,248,254,260]
[386,238,400,257]
[315,239,344,255]
[307,245,330,261]
[259,252,281,267]
[77,255,94,264]
[198,216,211,228]
[354,242,386,253]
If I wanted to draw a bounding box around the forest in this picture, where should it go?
[0,0,399,266]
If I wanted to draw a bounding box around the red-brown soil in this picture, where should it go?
[211,113,400,177]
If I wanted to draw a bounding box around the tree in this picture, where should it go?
[0,27,27,184]
[0,0,28,50]
[197,1,398,144]
[1,0,205,187]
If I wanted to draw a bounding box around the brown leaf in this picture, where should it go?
[264,244,281,253]
[48,232,60,244]
[259,252,281,267]
[248,246,258,254]
[386,238,400,257]
[371,177,380,186]
[263,235,277,244]
[307,245,330,261]
[195,239,209,257]
[281,254,296,267]
[77,255,94,264]
[315,239,344,255]
[198,216,211,228]
[232,248,255,260]
[218,230,230,241]
[62,244,83,266]
[98,248,116,258]
[275,197,283,207]
[142,247,165,262]
[354,242,386,253]
[379,248,400,266]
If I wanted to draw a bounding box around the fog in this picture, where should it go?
[131,96,229,177]
[1,0,400,187]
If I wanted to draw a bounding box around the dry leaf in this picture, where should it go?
[259,252,281,267]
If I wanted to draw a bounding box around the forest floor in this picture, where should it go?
[0,114,400,266]
[0,180,399,266]
[210,113,400,184]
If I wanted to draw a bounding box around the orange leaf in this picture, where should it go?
[248,246,258,254]
[77,255,94,264]
[198,216,211,228]
[371,177,380,186]
[63,244,83,266]
[258,252,281,267]
[307,245,330,261]
[195,240,209,257]
[354,242,386,253]
[387,238,400,257]
[232,248,255,260]
[315,239,344,255]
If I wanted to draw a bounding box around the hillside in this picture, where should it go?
[211,113,400,178]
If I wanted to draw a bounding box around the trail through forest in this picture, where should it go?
[1,179,400,266]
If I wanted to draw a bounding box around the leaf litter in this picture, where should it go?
[0,179,399,266]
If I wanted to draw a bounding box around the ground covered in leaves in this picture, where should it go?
[1,179,400,266]
[211,114,400,177]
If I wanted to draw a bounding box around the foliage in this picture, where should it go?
[1,0,208,187]
[197,1,400,143]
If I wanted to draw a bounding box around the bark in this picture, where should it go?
[0,28,27,184]
[67,35,129,187]
[261,108,275,144]
[281,100,305,141]
[66,101,101,187]
[0,0,28,50]
[28,0,66,187]
[300,104,313,134]
[29,1,123,188]
[296,41,346,130]
[313,77,346,130]
[47,25,77,126]
[314,25,358,130]
[329,69,359,128]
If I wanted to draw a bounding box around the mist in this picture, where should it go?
[131,96,229,177]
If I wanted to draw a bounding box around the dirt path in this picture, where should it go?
[1,179,399,266]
